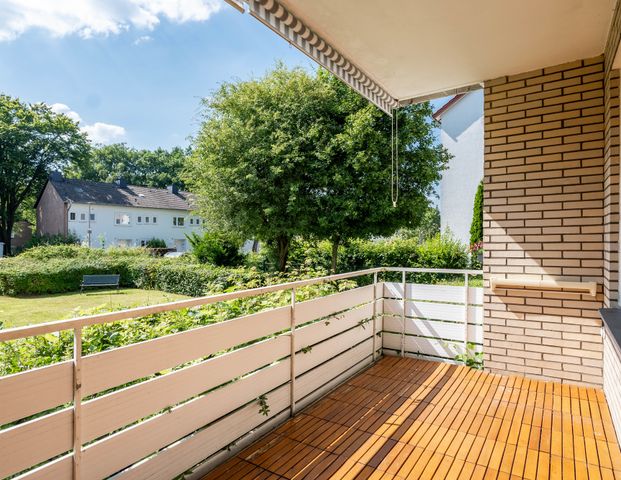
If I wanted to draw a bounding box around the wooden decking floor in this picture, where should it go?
[202,356,621,479]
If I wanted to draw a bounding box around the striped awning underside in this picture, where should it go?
[245,0,398,115]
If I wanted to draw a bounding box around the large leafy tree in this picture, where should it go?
[187,65,340,271]
[70,143,188,188]
[0,95,90,255]
[187,65,449,271]
[313,73,448,271]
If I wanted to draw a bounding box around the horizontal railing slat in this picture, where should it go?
[110,385,291,480]
[383,298,483,324]
[295,325,372,377]
[82,335,290,443]
[0,408,73,479]
[382,332,479,359]
[383,316,484,344]
[0,268,384,342]
[81,360,290,479]
[384,282,483,305]
[295,337,374,402]
[0,360,73,426]
[294,302,374,351]
[81,306,290,396]
[12,455,73,480]
[295,284,373,326]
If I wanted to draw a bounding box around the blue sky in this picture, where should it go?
[0,0,446,150]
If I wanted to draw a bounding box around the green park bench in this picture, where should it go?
[80,274,120,292]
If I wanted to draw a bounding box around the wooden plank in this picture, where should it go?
[111,386,291,480]
[81,335,290,443]
[294,303,373,351]
[0,408,73,479]
[295,324,372,376]
[294,285,374,326]
[81,306,290,396]
[383,316,484,344]
[383,299,482,323]
[12,455,72,480]
[81,360,290,479]
[0,360,73,426]
[382,332,471,359]
[294,337,373,401]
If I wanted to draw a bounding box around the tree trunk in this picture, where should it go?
[276,235,290,272]
[252,239,259,253]
[330,237,340,274]
[0,213,14,256]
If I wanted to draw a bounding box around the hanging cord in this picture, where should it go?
[391,107,399,207]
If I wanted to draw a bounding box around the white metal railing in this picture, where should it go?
[0,267,482,480]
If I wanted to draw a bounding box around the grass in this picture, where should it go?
[0,288,190,329]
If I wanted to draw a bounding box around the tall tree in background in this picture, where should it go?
[187,65,448,271]
[187,65,339,271]
[70,143,188,188]
[470,180,484,246]
[0,94,90,255]
[314,72,448,271]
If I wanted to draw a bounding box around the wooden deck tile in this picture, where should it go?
[201,357,621,480]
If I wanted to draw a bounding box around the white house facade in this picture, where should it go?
[35,174,202,251]
[433,90,484,245]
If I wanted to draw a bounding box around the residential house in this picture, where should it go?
[7,2,621,479]
[35,173,202,251]
[433,91,484,244]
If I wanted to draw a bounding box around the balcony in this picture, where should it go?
[1,267,620,480]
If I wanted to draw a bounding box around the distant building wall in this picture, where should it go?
[11,221,32,251]
[36,182,67,236]
[66,203,203,251]
[438,90,484,244]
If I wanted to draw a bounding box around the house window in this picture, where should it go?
[80,213,86,221]
[89,213,95,221]
[152,217,157,224]
[190,218,194,225]
[117,239,132,248]
[145,217,150,223]
[69,212,76,221]
[115,213,131,225]
[196,219,200,225]
[137,216,142,224]
[173,217,185,227]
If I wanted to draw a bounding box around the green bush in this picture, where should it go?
[23,232,80,250]
[145,238,167,249]
[187,231,245,267]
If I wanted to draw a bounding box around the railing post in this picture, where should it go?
[73,326,83,480]
[372,272,378,361]
[401,271,406,358]
[464,273,470,353]
[289,288,296,417]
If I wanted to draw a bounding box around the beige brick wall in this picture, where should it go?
[483,57,606,386]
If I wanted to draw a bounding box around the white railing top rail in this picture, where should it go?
[0,266,482,342]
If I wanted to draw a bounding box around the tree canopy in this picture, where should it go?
[0,94,90,255]
[186,65,449,271]
[69,143,188,189]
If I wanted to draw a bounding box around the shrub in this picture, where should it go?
[470,180,483,246]
[145,238,167,249]
[23,232,80,250]
[187,232,245,267]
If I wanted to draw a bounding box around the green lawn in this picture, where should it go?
[0,289,190,329]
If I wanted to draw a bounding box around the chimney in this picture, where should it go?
[115,178,127,188]
[167,184,179,195]
[49,171,64,182]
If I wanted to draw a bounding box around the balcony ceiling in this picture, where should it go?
[260,0,615,107]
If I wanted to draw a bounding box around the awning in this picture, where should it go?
[237,0,614,114]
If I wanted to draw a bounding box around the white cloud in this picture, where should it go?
[0,0,223,42]
[50,103,82,123]
[82,122,127,144]
[51,103,126,144]
[133,34,152,45]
